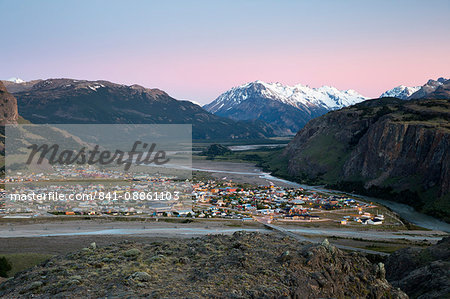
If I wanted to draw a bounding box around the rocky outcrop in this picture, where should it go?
[0,232,407,298]
[385,237,450,298]
[284,98,450,220]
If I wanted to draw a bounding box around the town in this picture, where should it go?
[0,165,390,227]
[191,178,386,226]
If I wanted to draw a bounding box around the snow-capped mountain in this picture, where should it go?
[380,85,421,100]
[7,77,25,83]
[204,81,368,135]
[206,80,367,113]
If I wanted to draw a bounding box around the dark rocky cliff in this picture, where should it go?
[284,97,450,221]
[0,81,19,158]
[343,118,449,197]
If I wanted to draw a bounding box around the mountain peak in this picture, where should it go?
[204,81,368,134]
[380,85,421,100]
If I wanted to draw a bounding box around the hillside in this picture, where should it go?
[0,232,406,298]
[204,81,367,135]
[283,96,450,221]
[10,79,277,140]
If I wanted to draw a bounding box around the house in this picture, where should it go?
[361,218,383,225]
[375,214,385,220]
[176,210,193,216]
[368,218,383,225]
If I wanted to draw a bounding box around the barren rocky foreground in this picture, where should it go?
[0,232,407,298]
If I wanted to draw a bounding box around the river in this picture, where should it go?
[228,144,287,151]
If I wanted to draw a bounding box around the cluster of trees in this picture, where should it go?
[327,181,424,210]
[201,144,232,157]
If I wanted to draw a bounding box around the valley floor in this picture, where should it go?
[0,217,444,280]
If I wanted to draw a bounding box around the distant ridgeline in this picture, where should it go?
[281,90,450,222]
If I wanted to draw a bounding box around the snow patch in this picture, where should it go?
[6,77,25,83]
[182,99,202,106]
[88,84,103,91]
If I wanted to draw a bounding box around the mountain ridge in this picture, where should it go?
[9,78,278,140]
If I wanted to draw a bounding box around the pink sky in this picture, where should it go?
[2,0,449,104]
[65,44,448,103]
